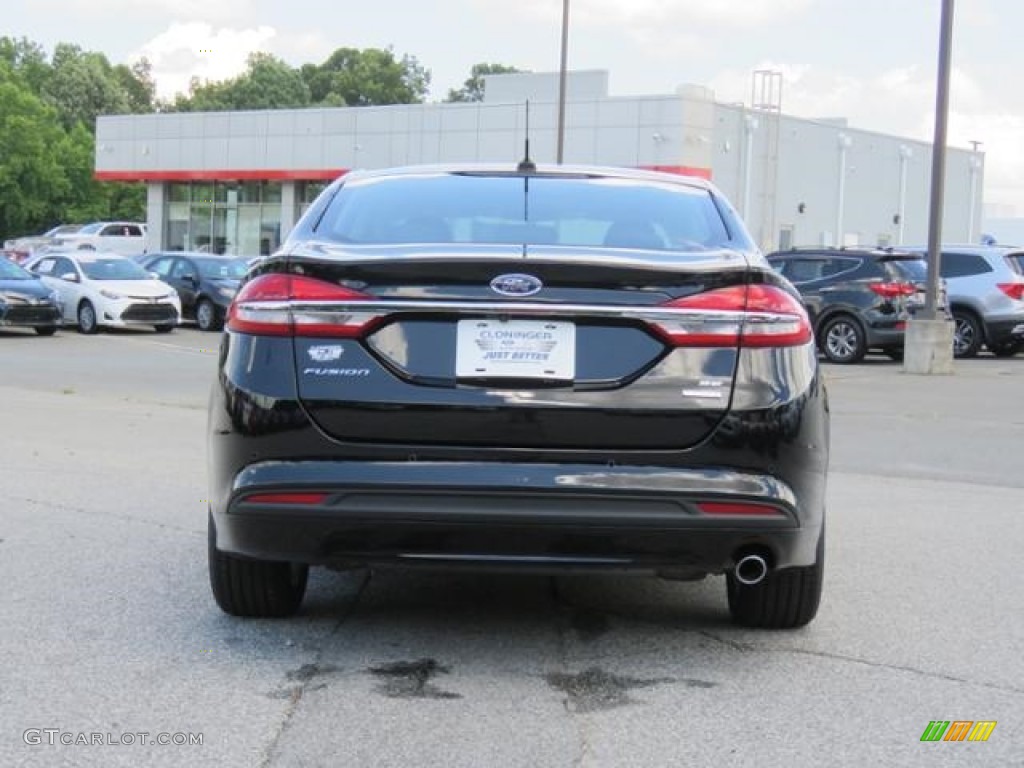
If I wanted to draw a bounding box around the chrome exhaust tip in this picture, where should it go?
[734,553,769,586]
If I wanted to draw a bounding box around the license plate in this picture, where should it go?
[456,319,576,380]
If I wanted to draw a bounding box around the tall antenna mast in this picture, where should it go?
[517,100,537,173]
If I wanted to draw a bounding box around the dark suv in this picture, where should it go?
[207,164,829,628]
[766,247,934,363]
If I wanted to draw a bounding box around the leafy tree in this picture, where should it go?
[301,47,430,107]
[446,63,523,103]
[114,57,156,114]
[173,52,311,112]
[0,68,70,239]
[43,43,131,130]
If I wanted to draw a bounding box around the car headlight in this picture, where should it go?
[48,291,60,304]
[217,286,237,299]
[163,292,178,301]
[100,289,122,300]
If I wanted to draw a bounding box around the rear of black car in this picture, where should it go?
[207,166,829,628]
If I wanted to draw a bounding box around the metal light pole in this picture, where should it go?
[923,0,955,320]
[556,0,570,164]
[904,0,956,374]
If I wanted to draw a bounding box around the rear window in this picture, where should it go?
[1006,253,1024,275]
[882,258,928,281]
[313,174,738,251]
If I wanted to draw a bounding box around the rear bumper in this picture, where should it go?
[984,316,1024,346]
[213,461,821,574]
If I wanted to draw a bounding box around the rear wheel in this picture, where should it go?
[196,298,220,331]
[952,310,982,358]
[77,301,98,334]
[34,326,58,336]
[727,528,824,629]
[988,340,1022,358]
[819,315,867,364]
[208,514,308,617]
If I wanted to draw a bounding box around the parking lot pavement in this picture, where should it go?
[1,331,1021,767]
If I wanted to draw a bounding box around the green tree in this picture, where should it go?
[301,47,430,107]
[0,36,51,95]
[446,63,523,103]
[114,57,156,114]
[173,52,310,112]
[44,43,131,130]
[0,67,70,239]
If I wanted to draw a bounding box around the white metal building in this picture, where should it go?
[94,70,984,255]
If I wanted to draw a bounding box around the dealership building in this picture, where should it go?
[94,70,984,256]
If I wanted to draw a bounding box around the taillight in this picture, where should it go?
[869,282,918,299]
[649,284,812,348]
[244,492,329,505]
[226,274,383,337]
[997,283,1024,301]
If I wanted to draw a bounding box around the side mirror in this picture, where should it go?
[60,272,80,283]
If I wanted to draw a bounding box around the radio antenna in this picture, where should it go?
[517,100,537,173]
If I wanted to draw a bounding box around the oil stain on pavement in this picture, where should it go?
[369,658,462,700]
[546,667,714,713]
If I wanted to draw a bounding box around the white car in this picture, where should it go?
[27,251,180,334]
[54,221,147,257]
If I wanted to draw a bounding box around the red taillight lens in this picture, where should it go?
[650,284,812,348]
[997,283,1024,301]
[869,282,917,299]
[226,274,381,337]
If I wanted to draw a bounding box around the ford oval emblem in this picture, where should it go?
[490,273,543,298]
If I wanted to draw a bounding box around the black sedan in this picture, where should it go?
[142,252,248,331]
[207,164,830,628]
[0,257,62,335]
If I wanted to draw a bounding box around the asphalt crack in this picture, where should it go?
[8,495,203,536]
[257,570,371,768]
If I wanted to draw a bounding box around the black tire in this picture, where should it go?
[951,310,982,358]
[195,298,220,331]
[77,301,98,334]
[819,314,867,364]
[153,324,175,334]
[34,326,58,336]
[208,514,308,617]
[883,347,904,362]
[988,340,1022,358]
[727,528,824,629]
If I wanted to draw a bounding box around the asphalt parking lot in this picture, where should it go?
[2,328,1021,767]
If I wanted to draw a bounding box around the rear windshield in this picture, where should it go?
[313,174,738,251]
[194,258,248,279]
[883,257,928,281]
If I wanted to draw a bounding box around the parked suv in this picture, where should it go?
[903,245,1024,357]
[766,247,935,363]
[54,222,147,257]
[207,164,829,628]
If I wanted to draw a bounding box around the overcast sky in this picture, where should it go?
[8,0,1024,216]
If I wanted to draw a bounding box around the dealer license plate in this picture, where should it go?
[456,319,576,380]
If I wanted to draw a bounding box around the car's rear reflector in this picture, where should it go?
[244,492,329,505]
[697,501,785,517]
[650,284,812,348]
[997,283,1024,301]
[227,274,383,337]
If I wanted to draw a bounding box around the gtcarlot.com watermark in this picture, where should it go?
[24,729,203,747]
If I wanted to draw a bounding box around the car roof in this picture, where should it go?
[339,163,717,192]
